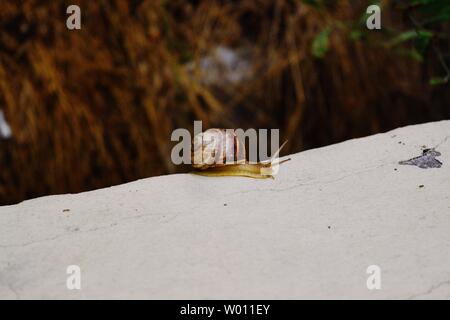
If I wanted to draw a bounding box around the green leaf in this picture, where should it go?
[349,30,363,41]
[429,76,448,85]
[302,0,321,7]
[394,47,424,62]
[415,30,433,55]
[311,27,331,58]
[387,30,418,47]
[409,49,424,62]
[302,0,335,8]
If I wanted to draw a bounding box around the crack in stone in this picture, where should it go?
[407,280,450,299]
[222,162,391,197]
[0,274,21,299]
[7,283,20,299]
[0,212,177,249]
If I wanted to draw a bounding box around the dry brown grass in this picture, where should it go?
[0,0,448,205]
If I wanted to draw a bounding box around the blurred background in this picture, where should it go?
[0,0,449,205]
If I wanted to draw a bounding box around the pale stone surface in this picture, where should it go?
[1,121,450,299]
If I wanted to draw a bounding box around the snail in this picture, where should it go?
[191,128,290,179]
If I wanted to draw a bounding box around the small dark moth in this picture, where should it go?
[399,148,442,169]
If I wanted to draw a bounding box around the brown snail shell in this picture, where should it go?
[192,128,246,170]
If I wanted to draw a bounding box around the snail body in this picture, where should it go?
[191,128,289,179]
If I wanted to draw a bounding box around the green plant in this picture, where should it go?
[395,0,450,85]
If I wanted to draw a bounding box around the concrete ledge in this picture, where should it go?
[1,121,450,299]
